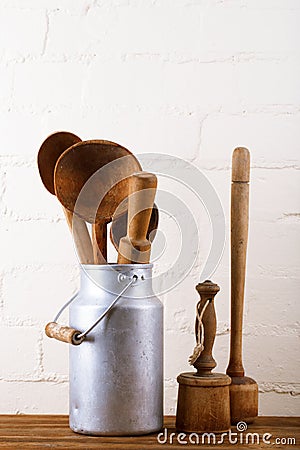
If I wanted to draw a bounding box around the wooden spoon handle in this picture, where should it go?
[64,208,94,264]
[227,147,250,378]
[92,221,107,264]
[118,172,157,264]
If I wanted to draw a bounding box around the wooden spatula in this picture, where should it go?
[117,172,157,264]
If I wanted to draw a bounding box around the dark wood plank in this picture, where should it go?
[0,416,299,449]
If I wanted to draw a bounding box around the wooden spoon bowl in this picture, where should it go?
[38,131,81,195]
[54,140,142,224]
[54,140,142,263]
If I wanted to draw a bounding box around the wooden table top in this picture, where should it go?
[0,415,299,449]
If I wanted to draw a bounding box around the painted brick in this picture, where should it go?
[0,221,78,269]
[0,8,46,61]
[199,8,300,56]
[246,276,300,328]
[247,222,300,278]
[250,170,300,221]
[13,62,87,111]
[259,391,300,416]
[200,113,300,166]
[0,0,95,13]
[99,109,202,160]
[244,335,298,383]
[42,108,202,160]
[3,265,78,322]
[243,0,300,10]
[83,60,238,111]
[164,384,178,415]
[236,59,300,107]
[45,10,102,60]
[87,3,204,57]
[0,327,40,379]
[0,111,53,157]
[42,333,69,378]
[164,330,194,381]
[0,65,14,106]
[4,165,63,220]
[0,381,68,414]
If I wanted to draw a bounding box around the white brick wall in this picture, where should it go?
[0,0,299,416]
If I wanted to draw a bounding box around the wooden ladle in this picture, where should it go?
[38,131,94,264]
[54,140,142,264]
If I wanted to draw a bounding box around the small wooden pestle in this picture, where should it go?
[176,281,231,433]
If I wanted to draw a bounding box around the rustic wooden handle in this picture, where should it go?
[227,147,250,378]
[118,172,157,264]
[45,322,83,345]
[110,203,159,251]
[64,209,94,265]
[92,221,107,264]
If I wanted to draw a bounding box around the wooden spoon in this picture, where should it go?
[38,131,94,264]
[117,172,157,264]
[54,140,142,264]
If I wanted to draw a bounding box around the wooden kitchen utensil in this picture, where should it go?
[226,147,258,424]
[38,131,94,264]
[176,281,231,433]
[117,172,157,264]
[110,202,159,251]
[54,140,142,264]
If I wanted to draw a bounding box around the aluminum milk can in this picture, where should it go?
[68,263,163,436]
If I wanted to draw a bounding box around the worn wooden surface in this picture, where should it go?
[0,416,298,449]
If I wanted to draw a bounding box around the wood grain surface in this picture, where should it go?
[0,416,298,449]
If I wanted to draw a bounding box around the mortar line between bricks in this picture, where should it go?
[0,156,299,171]
[41,11,49,57]
[0,53,292,65]
[37,329,45,379]
[0,378,68,384]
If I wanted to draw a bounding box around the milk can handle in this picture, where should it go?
[45,275,138,345]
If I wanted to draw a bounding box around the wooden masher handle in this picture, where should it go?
[227,147,250,378]
[117,172,157,264]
